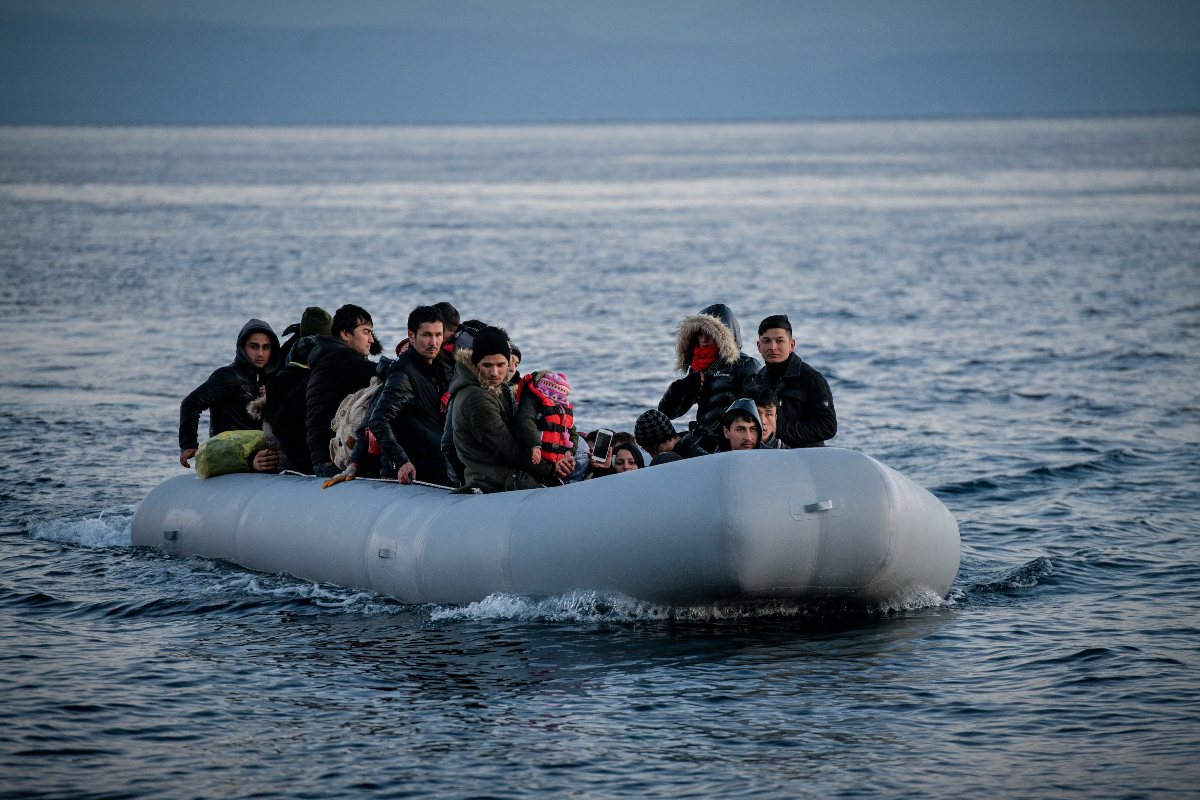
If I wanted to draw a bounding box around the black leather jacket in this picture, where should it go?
[757,353,836,447]
[365,348,452,485]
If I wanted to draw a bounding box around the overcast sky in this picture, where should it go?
[2,0,1198,123]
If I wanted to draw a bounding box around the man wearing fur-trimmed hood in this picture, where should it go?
[658,304,761,440]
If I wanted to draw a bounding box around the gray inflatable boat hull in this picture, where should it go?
[131,448,960,607]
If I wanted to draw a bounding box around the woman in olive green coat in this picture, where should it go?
[449,327,575,493]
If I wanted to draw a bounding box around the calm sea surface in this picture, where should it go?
[1,118,1199,798]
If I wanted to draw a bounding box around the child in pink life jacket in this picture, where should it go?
[515,371,579,466]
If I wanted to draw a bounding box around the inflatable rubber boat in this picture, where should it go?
[131,447,960,608]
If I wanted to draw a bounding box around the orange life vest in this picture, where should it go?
[516,374,574,462]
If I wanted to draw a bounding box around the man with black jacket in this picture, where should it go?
[363,306,454,486]
[179,318,281,471]
[305,304,380,477]
[755,314,836,448]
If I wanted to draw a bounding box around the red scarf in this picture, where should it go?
[691,343,719,372]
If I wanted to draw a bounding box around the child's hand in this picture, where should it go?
[530,447,542,465]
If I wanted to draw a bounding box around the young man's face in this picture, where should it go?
[723,418,760,450]
[756,403,777,439]
[507,354,520,381]
[757,328,795,365]
[647,435,680,456]
[477,354,509,386]
[243,332,273,369]
[409,321,444,363]
[341,321,374,356]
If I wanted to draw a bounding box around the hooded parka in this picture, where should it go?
[448,350,557,493]
[658,304,761,436]
[305,334,381,468]
[365,346,452,486]
[756,352,836,448]
[179,319,281,451]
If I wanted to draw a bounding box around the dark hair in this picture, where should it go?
[434,302,459,336]
[758,314,792,338]
[332,304,372,338]
[721,408,757,430]
[744,385,778,409]
[585,430,634,447]
[407,305,445,335]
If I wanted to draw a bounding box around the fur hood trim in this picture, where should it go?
[674,313,742,373]
[247,395,267,422]
[455,347,505,397]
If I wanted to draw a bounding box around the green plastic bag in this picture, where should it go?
[195,430,265,479]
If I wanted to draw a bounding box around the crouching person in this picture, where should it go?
[363,305,453,486]
[179,319,282,472]
[449,326,572,492]
[717,398,768,452]
[634,409,709,466]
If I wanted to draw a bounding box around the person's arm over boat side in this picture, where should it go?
[365,306,452,486]
[179,318,281,469]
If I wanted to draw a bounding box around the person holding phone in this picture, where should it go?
[448,326,574,493]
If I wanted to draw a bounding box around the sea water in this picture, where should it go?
[1,117,1198,798]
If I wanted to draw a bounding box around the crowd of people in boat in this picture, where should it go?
[177,301,836,493]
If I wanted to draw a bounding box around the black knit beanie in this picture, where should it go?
[299,306,332,337]
[635,409,678,450]
[471,326,512,365]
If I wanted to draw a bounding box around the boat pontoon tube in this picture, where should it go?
[132,447,960,607]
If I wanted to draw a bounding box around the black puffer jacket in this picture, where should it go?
[304,335,380,467]
[658,303,761,435]
[366,348,452,485]
[262,336,318,474]
[757,352,836,448]
[179,319,281,451]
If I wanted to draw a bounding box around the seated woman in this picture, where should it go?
[584,431,638,479]
[449,326,574,493]
[611,442,645,473]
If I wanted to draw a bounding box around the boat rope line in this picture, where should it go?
[279,470,453,491]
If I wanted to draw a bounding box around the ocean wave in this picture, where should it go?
[966,557,1053,593]
[932,449,1143,498]
[27,507,136,548]
[430,587,949,623]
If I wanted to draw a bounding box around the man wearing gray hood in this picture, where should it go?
[716,398,770,452]
[179,318,281,470]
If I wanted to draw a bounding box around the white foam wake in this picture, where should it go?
[28,506,137,548]
[429,589,947,623]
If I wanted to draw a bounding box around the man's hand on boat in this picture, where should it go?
[553,454,575,480]
[251,450,280,472]
[396,462,417,484]
[179,448,198,468]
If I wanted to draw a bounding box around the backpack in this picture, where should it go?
[329,377,381,468]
